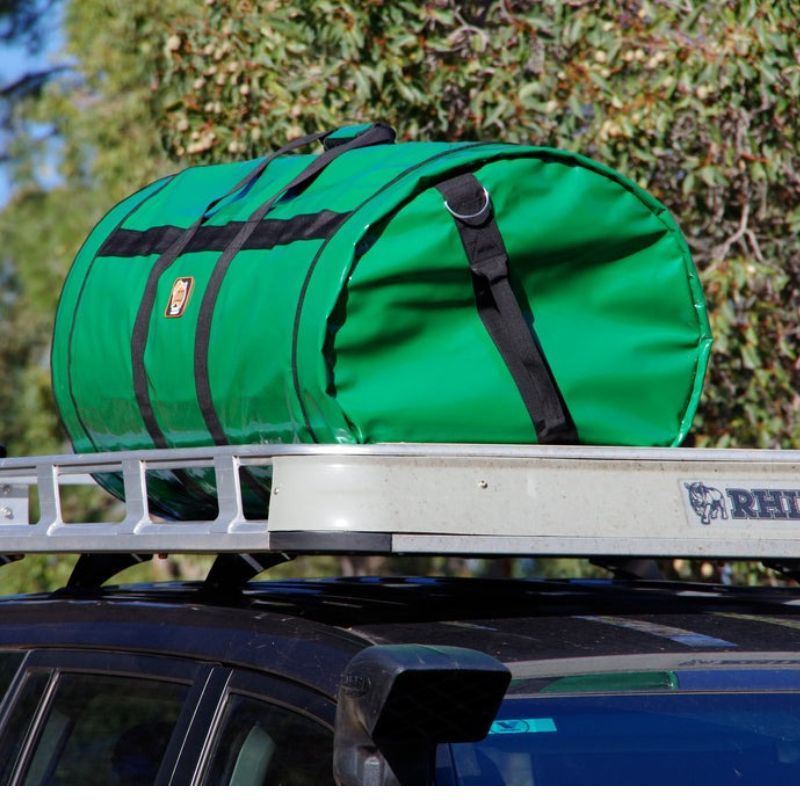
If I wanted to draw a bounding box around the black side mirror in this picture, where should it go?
[334,644,510,786]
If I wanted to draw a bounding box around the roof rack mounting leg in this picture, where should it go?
[762,560,800,583]
[590,558,663,581]
[202,552,293,593]
[65,553,153,591]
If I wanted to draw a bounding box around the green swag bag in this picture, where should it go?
[52,123,711,519]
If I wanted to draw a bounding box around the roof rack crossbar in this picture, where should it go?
[2,443,800,559]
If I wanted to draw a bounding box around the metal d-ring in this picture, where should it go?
[444,187,491,221]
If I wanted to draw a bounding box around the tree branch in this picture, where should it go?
[712,203,749,263]
[0,64,70,99]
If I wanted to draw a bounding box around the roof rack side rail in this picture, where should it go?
[2,443,800,559]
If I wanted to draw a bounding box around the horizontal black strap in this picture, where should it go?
[98,210,349,258]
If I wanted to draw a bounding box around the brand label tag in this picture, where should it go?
[165,277,194,318]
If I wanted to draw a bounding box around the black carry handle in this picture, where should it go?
[202,128,337,219]
[278,122,396,202]
[194,123,397,448]
[437,173,578,445]
[207,123,395,220]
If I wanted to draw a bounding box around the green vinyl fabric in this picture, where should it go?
[51,125,711,519]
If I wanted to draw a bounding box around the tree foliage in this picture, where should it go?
[0,0,67,168]
[0,0,196,457]
[157,0,800,449]
[0,0,197,586]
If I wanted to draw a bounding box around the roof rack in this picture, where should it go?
[1,443,800,559]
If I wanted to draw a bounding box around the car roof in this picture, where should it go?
[3,576,800,698]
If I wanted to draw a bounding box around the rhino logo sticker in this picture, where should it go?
[685,482,728,525]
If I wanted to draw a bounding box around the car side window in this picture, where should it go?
[19,672,189,785]
[0,652,24,700]
[202,694,334,786]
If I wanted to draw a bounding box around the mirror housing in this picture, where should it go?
[333,644,511,785]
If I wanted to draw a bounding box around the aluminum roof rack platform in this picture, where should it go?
[1,443,800,558]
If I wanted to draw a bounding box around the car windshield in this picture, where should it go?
[439,669,800,785]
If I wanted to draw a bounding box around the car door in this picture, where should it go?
[0,649,225,785]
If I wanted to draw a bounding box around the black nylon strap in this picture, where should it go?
[436,173,577,445]
[98,211,349,258]
[131,213,211,449]
[194,123,395,447]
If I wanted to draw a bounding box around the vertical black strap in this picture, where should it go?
[194,123,396,446]
[436,173,578,445]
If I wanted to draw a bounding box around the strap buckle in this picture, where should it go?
[444,187,491,222]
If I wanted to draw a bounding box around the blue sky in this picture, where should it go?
[0,12,63,207]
